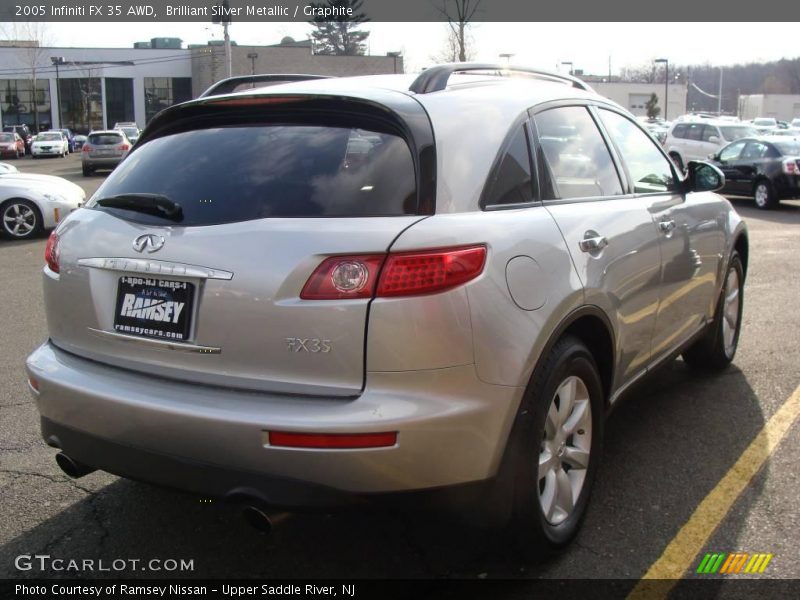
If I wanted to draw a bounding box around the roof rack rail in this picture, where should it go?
[409,63,592,94]
[199,74,331,98]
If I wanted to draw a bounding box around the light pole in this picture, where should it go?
[655,58,668,121]
[717,66,724,115]
[247,52,258,75]
[387,51,402,74]
[50,56,66,129]
[561,61,574,75]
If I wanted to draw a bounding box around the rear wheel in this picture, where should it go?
[753,180,777,210]
[504,335,604,561]
[82,165,92,177]
[683,251,744,370]
[1,199,42,240]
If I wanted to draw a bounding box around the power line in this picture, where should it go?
[0,51,216,78]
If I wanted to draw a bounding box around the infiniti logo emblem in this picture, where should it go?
[132,233,165,253]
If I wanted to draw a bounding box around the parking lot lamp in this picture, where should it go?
[50,57,66,129]
[655,58,668,121]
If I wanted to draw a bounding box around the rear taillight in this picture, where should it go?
[44,230,60,273]
[81,144,91,152]
[300,245,486,300]
[119,144,130,151]
[783,158,800,175]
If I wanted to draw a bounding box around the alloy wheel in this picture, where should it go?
[2,203,37,238]
[755,183,769,208]
[722,266,741,357]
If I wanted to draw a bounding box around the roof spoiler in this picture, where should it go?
[409,63,592,94]
[199,74,332,98]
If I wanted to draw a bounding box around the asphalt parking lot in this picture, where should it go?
[1,153,798,583]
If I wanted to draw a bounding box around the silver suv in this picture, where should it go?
[26,65,747,558]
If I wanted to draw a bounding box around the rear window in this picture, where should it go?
[120,128,138,137]
[89,133,124,145]
[89,124,417,224]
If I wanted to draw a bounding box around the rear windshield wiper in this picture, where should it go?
[95,193,183,221]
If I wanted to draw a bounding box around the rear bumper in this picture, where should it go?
[82,156,123,168]
[26,341,522,502]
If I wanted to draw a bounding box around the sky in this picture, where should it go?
[23,21,800,75]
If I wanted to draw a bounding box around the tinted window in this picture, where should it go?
[741,142,770,159]
[672,124,688,139]
[701,126,721,142]
[89,125,417,225]
[89,133,124,145]
[719,141,746,162]
[484,126,533,206]
[535,106,622,200]
[599,109,676,194]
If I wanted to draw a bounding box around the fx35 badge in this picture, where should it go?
[286,338,332,353]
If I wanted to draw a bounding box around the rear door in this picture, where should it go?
[532,104,663,388]
[48,99,430,397]
[715,140,748,195]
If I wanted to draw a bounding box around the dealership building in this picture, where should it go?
[0,38,402,134]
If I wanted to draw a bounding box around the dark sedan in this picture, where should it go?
[710,136,800,209]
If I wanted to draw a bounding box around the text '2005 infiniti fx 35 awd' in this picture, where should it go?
[26,64,747,559]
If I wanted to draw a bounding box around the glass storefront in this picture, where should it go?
[58,77,103,134]
[1,79,51,131]
[105,78,135,127]
[144,77,191,123]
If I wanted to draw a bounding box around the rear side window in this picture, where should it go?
[89,124,417,224]
[701,126,720,142]
[599,109,676,194]
[483,126,534,207]
[89,133,124,145]
[671,124,687,139]
[535,106,623,200]
[685,123,703,141]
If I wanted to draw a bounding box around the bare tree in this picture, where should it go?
[435,0,481,63]
[0,21,53,131]
[430,25,475,64]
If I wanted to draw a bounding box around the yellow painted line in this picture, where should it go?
[628,383,800,599]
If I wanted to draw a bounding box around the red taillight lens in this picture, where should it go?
[300,255,385,300]
[268,431,397,449]
[44,231,60,273]
[81,144,91,152]
[120,144,130,151]
[377,245,486,297]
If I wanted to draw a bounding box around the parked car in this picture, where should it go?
[31,131,69,158]
[709,136,800,209]
[81,130,132,176]
[791,118,800,128]
[0,132,25,159]
[49,128,77,153]
[0,162,19,174]
[26,66,747,559]
[750,117,778,134]
[116,125,141,145]
[3,124,32,154]
[664,120,757,170]
[0,170,85,239]
[73,134,87,149]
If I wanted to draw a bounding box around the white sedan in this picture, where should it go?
[1,172,85,239]
[31,132,69,158]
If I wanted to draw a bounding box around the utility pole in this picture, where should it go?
[655,58,668,121]
[717,67,723,115]
[50,57,66,129]
[212,0,233,80]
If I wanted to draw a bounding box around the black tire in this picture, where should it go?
[683,251,744,371]
[753,179,777,210]
[503,335,604,561]
[1,199,43,240]
[82,166,92,177]
[669,152,684,172]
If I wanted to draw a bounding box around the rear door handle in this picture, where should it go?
[658,219,676,233]
[579,235,608,253]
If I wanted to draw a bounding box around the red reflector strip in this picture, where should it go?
[268,431,397,449]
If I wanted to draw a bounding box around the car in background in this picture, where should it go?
[709,136,800,209]
[791,118,800,128]
[73,135,87,150]
[640,118,671,145]
[0,162,20,174]
[31,131,69,158]
[81,130,132,176]
[3,124,32,154]
[664,120,757,170]
[751,117,778,134]
[26,65,748,559]
[115,125,141,145]
[0,169,85,239]
[49,128,77,153]
[0,132,25,159]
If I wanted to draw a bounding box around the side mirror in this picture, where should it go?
[685,161,725,193]
[707,135,720,143]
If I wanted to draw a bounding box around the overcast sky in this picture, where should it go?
[34,22,800,75]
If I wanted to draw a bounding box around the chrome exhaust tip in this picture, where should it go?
[55,452,96,478]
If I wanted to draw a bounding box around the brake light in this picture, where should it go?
[783,158,800,175]
[300,245,487,300]
[268,431,397,449]
[81,144,91,152]
[119,144,130,151]
[377,245,486,297]
[44,230,60,273]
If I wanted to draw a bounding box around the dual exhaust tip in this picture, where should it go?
[54,453,281,533]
